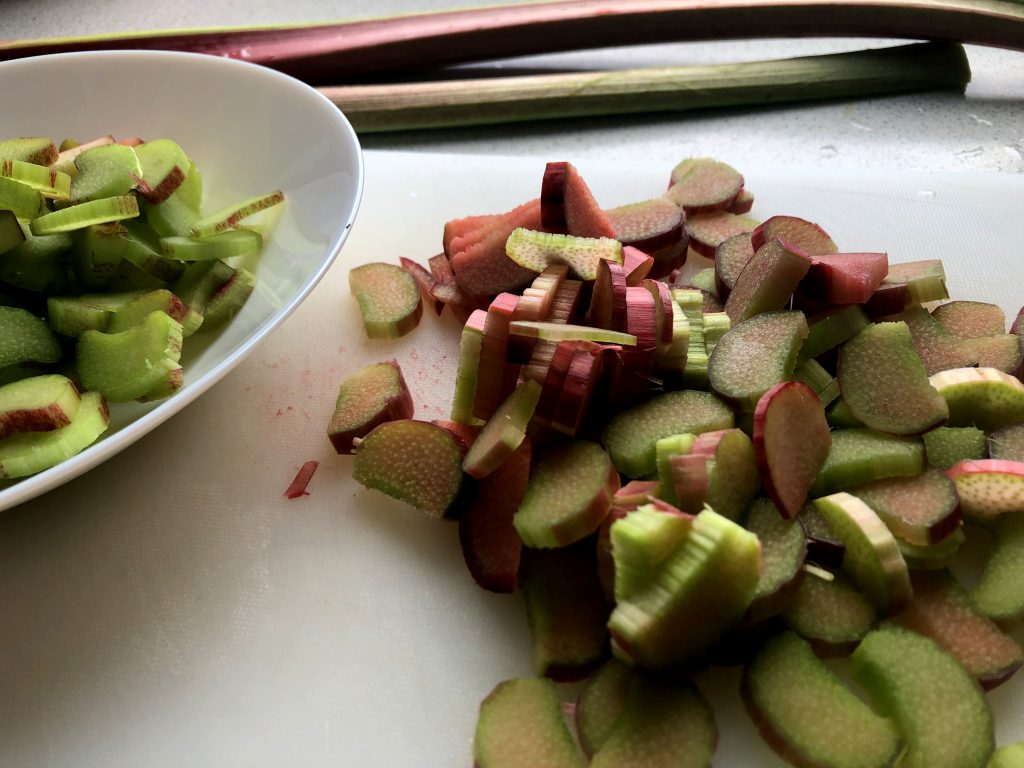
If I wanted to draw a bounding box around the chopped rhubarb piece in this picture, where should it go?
[813,492,912,614]
[850,469,961,546]
[428,252,477,321]
[398,256,442,315]
[608,506,760,669]
[744,497,808,622]
[801,251,888,304]
[0,374,80,439]
[895,569,1022,690]
[575,659,632,758]
[714,232,754,298]
[685,210,759,259]
[563,162,616,239]
[473,293,521,421]
[881,259,949,305]
[727,187,755,214]
[513,440,618,548]
[352,420,463,518]
[515,264,569,322]
[972,514,1024,624]
[811,429,924,497]
[897,305,979,375]
[463,379,541,479]
[989,421,1024,461]
[743,632,901,768]
[551,343,607,436]
[783,571,876,654]
[863,282,911,319]
[520,537,611,680]
[723,239,812,324]
[451,199,541,298]
[533,340,587,426]
[930,367,1024,432]
[610,503,695,604]
[605,197,686,277]
[459,440,530,593]
[838,321,949,435]
[932,300,1006,339]
[284,460,319,499]
[442,211,499,256]
[750,215,837,255]
[585,258,628,331]
[925,425,987,469]
[589,672,716,768]
[348,262,423,339]
[753,381,831,519]
[947,459,1024,520]
[327,359,415,454]
[450,309,486,425]
[897,526,965,571]
[852,625,994,768]
[708,311,808,411]
[540,161,569,232]
[671,428,760,520]
[472,678,584,768]
[666,157,744,213]
[966,334,1023,375]
[505,228,622,280]
[621,245,654,285]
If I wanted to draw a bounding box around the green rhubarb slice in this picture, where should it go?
[202,266,255,327]
[450,309,486,425]
[519,538,610,679]
[948,459,1024,519]
[723,239,811,324]
[839,321,948,435]
[463,379,541,478]
[972,515,1024,623]
[742,631,901,768]
[189,189,284,238]
[1,158,71,198]
[349,262,423,339]
[159,228,261,260]
[0,391,108,479]
[507,320,635,346]
[0,374,81,439]
[932,300,1005,339]
[708,311,808,410]
[800,305,870,362]
[602,390,734,478]
[881,259,949,305]
[895,569,1022,690]
[473,678,584,768]
[792,357,839,407]
[811,428,924,496]
[752,215,837,255]
[107,288,201,336]
[132,139,189,203]
[513,440,617,548]
[715,232,755,294]
[667,157,743,210]
[0,175,46,219]
[608,506,761,669]
[745,497,807,621]
[611,503,694,604]
[852,624,994,768]
[673,428,760,521]
[0,306,62,369]
[352,419,463,518]
[590,672,717,768]
[69,143,140,202]
[30,195,139,235]
[575,659,632,757]
[0,137,58,165]
[77,310,183,403]
[0,210,24,256]
[505,227,623,280]
[783,571,877,653]
[850,469,961,546]
[654,433,697,506]
[172,259,235,317]
[685,210,758,256]
[0,224,73,293]
[898,305,979,375]
[46,291,145,338]
[931,368,1024,432]
[966,334,1023,374]
[813,492,912,614]
[924,425,987,469]
[327,360,414,454]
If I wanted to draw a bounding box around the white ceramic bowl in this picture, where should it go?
[0,50,363,512]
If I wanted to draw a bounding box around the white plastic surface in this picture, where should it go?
[1,151,1022,766]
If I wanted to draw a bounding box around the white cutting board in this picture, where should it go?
[0,151,1021,767]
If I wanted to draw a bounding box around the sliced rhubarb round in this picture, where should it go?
[753,381,831,519]
[744,497,807,622]
[948,459,1024,519]
[812,428,924,496]
[849,469,961,546]
[348,261,423,339]
[575,659,632,758]
[0,373,81,439]
[930,367,1024,433]
[462,379,541,478]
[685,210,758,259]
[782,571,877,655]
[666,157,743,213]
[750,215,837,255]
[972,514,1024,624]
[327,359,415,454]
[723,239,811,324]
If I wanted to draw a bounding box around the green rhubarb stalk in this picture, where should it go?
[320,42,971,132]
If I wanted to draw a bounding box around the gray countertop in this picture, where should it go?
[5,0,1023,173]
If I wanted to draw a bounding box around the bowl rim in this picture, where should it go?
[0,49,365,512]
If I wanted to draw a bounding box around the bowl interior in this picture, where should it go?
[0,50,363,509]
